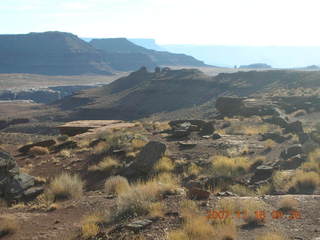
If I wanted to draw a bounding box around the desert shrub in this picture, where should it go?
[92,141,110,155]
[29,146,49,155]
[288,170,320,194]
[148,202,164,217]
[256,232,288,240]
[47,173,83,201]
[154,156,174,172]
[229,184,255,196]
[131,138,147,150]
[153,121,171,131]
[80,212,105,239]
[114,178,176,221]
[58,150,72,158]
[278,196,299,213]
[0,215,18,237]
[256,183,273,196]
[301,161,320,172]
[272,171,292,192]
[88,157,120,172]
[171,200,237,240]
[241,199,267,226]
[210,155,250,177]
[186,163,202,176]
[104,176,130,195]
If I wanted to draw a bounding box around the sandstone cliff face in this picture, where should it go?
[0,31,113,75]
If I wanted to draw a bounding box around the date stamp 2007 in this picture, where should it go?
[206,210,302,220]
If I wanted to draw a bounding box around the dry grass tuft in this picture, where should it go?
[104,176,131,195]
[210,155,250,177]
[114,176,177,220]
[241,199,267,226]
[0,215,18,237]
[154,156,175,172]
[229,184,255,196]
[256,232,288,240]
[47,173,83,201]
[131,139,147,150]
[58,150,72,158]
[80,212,105,239]
[92,141,110,155]
[88,157,120,172]
[288,170,320,193]
[29,146,49,155]
[278,197,299,213]
[186,163,202,176]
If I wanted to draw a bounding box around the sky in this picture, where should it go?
[1,0,320,46]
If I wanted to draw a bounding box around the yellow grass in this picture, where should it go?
[186,163,201,176]
[229,184,255,196]
[288,170,320,193]
[154,156,175,172]
[47,173,83,201]
[104,176,131,195]
[115,176,177,220]
[92,141,109,155]
[88,157,120,172]
[58,150,72,158]
[210,155,250,177]
[80,212,105,238]
[131,139,147,150]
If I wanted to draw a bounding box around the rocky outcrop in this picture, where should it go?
[18,140,56,154]
[127,141,166,177]
[168,120,214,139]
[0,150,43,202]
[216,97,277,117]
[0,31,112,75]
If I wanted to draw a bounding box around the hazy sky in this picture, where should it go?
[1,0,320,45]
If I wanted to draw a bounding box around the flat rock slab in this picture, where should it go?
[57,120,136,137]
[125,219,153,231]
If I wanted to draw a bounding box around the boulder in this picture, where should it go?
[0,150,42,202]
[284,121,304,134]
[280,154,306,170]
[251,165,274,183]
[18,139,56,153]
[212,133,222,140]
[130,141,166,175]
[281,144,303,159]
[125,219,153,232]
[170,130,190,140]
[187,187,210,200]
[178,141,197,149]
[168,120,214,136]
[264,116,288,128]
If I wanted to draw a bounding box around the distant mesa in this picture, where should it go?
[129,38,165,51]
[90,38,207,71]
[239,63,272,69]
[0,31,113,75]
[301,65,320,70]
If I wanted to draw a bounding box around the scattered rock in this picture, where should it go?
[212,133,222,140]
[216,191,238,197]
[125,219,153,232]
[260,133,290,143]
[284,121,304,134]
[178,141,197,149]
